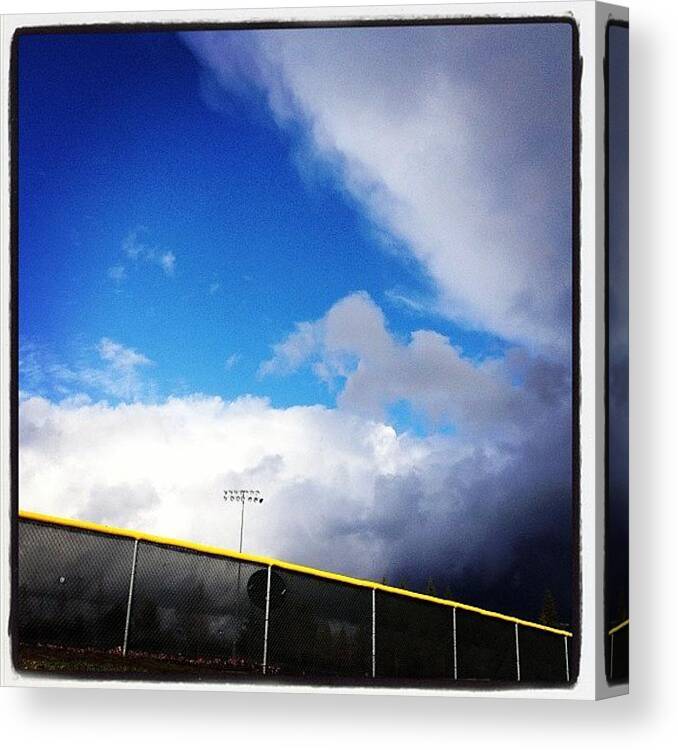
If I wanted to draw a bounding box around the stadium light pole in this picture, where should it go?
[223,489,264,660]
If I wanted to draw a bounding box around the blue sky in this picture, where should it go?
[19,29,510,421]
[18,24,574,617]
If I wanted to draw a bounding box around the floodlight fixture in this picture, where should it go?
[222,488,265,553]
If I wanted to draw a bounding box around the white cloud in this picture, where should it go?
[19,394,458,577]
[258,320,322,377]
[18,391,571,595]
[384,288,429,315]
[123,229,146,260]
[107,265,126,282]
[225,353,241,370]
[122,228,177,277]
[160,251,176,275]
[18,322,570,598]
[261,292,566,442]
[18,340,47,394]
[25,338,155,403]
[183,25,573,350]
[98,338,151,370]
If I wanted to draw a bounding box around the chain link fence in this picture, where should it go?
[15,513,573,685]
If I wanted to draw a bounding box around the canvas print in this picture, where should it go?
[10,13,584,690]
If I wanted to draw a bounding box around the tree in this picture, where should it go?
[425,577,437,597]
[539,589,559,627]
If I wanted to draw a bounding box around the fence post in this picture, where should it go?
[122,539,139,657]
[564,635,570,682]
[371,588,376,678]
[609,632,615,680]
[514,622,521,682]
[452,607,458,680]
[262,564,272,675]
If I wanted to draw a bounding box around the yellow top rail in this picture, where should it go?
[608,618,629,636]
[19,509,573,638]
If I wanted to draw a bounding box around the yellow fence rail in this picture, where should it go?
[608,618,629,636]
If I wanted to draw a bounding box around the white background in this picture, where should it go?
[1,0,676,746]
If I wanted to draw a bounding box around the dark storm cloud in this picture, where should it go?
[323,379,572,621]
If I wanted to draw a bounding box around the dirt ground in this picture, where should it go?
[16,643,261,681]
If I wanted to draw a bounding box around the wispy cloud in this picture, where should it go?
[384,288,430,316]
[107,264,126,282]
[159,251,176,275]
[20,337,155,403]
[110,227,177,279]
[225,353,241,370]
[97,337,151,370]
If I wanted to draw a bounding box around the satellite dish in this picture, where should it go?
[247,568,287,610]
